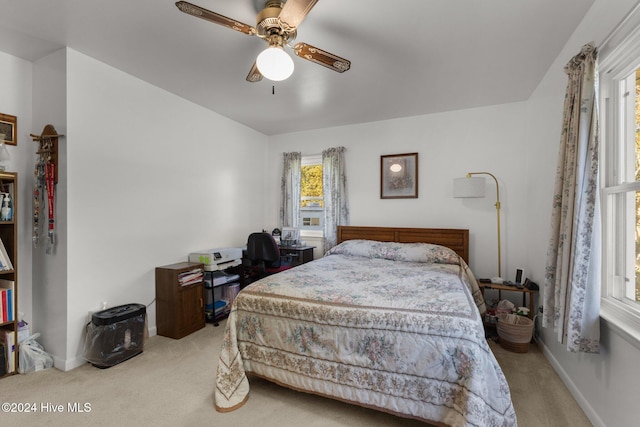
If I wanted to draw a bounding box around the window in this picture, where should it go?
[300,155,323,231]
[600,24,640,343]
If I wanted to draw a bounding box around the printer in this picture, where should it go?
[189,247,243,323]
[188,247,243,272]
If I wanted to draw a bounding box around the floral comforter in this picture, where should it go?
[215,240,516,426]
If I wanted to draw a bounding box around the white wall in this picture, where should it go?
[522,1,640,426]
[3,46,270,370]
[267,104,531,280]
[32,48,68,369]
[63,48,269,368]
[0,51,33,330]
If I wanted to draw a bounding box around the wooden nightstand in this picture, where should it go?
[478,281,537,319]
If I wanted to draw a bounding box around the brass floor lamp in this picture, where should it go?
[453,172,502,278]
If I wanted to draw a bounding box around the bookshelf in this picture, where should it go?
[0,171,17,378]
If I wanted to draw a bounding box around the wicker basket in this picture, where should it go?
[496,313,534,353]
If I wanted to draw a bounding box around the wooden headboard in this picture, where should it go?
[336,226,469,264]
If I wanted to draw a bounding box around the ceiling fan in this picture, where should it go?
[175,0,351,82]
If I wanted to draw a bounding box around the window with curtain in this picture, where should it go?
[543,43,601,353]
[280,148,349,252]
[300,154,323,231]
[600,24,640,343]
[322,147,349,251]
[280,152,301,229]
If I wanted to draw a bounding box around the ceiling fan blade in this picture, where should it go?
[246,62,263,82]
[293,43,351,73]
[278,0,318,29]
[175,1,256,36]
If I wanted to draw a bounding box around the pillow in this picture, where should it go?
[326,239,461,265]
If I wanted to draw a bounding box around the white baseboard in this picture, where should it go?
[54,354,86,372]
[536,339,605,427]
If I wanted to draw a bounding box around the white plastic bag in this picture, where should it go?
[18,333,53,374]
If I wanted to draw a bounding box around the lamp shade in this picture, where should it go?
[453,177,485,198]
[256,45,294,81]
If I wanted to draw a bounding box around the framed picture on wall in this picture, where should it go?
[380,152,418,199]
[0,113,17,146]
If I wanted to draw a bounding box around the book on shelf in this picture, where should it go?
[0,289,12,323]
[0,330,15,373]
[0,239,12,271]
[0,280,14,322]
[0,342,6,376]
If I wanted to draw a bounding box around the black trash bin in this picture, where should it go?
[84,303,147,368]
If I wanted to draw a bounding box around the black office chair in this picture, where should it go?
[245,232,293,280]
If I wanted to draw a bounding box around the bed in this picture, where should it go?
[215,226,517,426]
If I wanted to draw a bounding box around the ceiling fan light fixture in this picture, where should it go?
[176,1,350,82]
[256,44,294,81]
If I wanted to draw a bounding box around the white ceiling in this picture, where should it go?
[0,0,594,135]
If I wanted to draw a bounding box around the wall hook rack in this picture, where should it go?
[30,124,63,252]
[30,124,63,184]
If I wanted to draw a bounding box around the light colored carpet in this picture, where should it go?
[0,320,592,426]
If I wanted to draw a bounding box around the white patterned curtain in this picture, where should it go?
[543,43,601,353]
[280,152,301,228]
[322,147,350,251]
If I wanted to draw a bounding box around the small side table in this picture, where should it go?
[478,281,537,319]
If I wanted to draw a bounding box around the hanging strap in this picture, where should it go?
[32,160,45,247]
[45,162,55,254]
